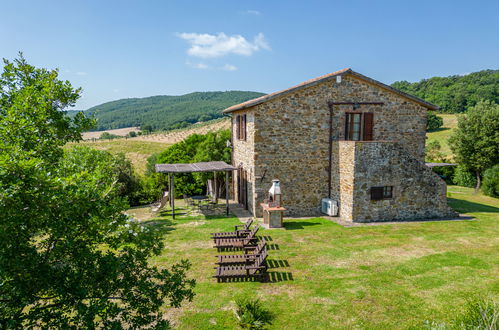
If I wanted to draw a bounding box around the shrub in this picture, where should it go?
[128,131,137,138]
[426,140,447,162]
[453,165,477,188]
[147,130,231,198]
[234,298,274,329]
[64,146,144,206]
[100,132,119,140]
[427,112,444,131]
[482,165,499,197]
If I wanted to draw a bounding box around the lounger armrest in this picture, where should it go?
[245,266,266,270]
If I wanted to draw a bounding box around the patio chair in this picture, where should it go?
[183,195,194,207]
[210,219,253,239]
[214,250,268,283]
[215,239,266,265]
[213,225,260,250]
[151,191,169,212]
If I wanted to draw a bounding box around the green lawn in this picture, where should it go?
[426,114,459,159]
[129,186,499,329]
[66,139,170,174]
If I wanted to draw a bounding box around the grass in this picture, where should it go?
[130,186,498,329]
[66,139,170,174]
[426,114,459,159]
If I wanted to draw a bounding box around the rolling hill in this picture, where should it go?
[391,69,498,113]
[70,91,264,131]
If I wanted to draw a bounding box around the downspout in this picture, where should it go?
[327,102,333,199]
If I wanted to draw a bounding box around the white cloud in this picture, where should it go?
[222,64,237,71]
[245,10,261,15]
[76,71,87,76]
[186,60,209,69]
[177,32,270,58]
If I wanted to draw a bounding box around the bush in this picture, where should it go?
[423,296,499,329]
[128,131,137,138]
[427,112,444,131]
[453,165,477,188]
[234,298,274,329]
[426,140,447,162]
[147,130,231,198]
[482,165,499,197]
[100,132,120,140]
[64,146,144,206]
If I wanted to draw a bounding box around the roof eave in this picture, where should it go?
[222,69,440,113]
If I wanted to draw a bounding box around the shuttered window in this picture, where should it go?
[345,112,374,141]
[235,114,247,141]
[371,186,393,200]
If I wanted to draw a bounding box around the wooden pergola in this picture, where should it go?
[155,161,236,219]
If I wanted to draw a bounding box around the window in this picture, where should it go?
[235,114,247,141]
[345,112,374,141]
[370,186,393,200]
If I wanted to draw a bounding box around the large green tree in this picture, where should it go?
[449,100,499,190]
[0,54,194,328]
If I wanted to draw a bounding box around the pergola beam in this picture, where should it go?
[154,161,236,219]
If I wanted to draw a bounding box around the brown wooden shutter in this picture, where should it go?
[242,114,247,141]
[235,115,240,140]
[370,187,383,200]
[363,113,374,141]
[344,113,350,140]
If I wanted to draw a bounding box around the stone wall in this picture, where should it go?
[231,110,256,214]
[349,141,457,222]
[231,73,450,220]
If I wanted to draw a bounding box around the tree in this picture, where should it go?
[0,54,194,328]
[449,100,499,190]
[426,112,443,131]
[482,165,499,198]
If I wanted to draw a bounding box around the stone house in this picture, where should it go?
[223,68,456,222]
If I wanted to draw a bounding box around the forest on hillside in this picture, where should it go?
[391,69,498,113]
[69,91,264,131]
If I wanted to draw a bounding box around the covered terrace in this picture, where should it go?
[155,161,236,219]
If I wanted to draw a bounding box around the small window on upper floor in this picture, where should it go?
[370,186,393,200]
[345,112,374,141]
[235,114,247,141]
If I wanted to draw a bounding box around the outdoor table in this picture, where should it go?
[191,195,209,207]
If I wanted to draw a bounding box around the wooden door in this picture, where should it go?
[237,168,248,209]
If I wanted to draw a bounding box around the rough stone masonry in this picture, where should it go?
[225,69,457,222]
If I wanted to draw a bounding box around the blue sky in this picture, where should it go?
[1,0,498,109]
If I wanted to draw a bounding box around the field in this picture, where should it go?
[426,114,459,159]
[129,186,499,329]
[71,119,230,174]
[82,126,141,139]
[66,140,170,174]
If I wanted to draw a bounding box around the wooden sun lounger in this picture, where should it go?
[213,226,260,251]
[214,250,268,283]
[210,219,253,239]
[215,239,266,265]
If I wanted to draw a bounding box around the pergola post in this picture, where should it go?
[225,171,229,216]
[171,173,175,219]
[214,171,217,204]
[168,174,172,207]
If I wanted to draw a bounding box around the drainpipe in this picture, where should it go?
[327,102,333,199]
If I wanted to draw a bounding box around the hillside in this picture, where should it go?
[72,91,264,131]
[391,69,498,113]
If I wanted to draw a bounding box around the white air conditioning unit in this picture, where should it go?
[321,198,338,216]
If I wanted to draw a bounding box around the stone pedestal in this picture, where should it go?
[261,203,286,228]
